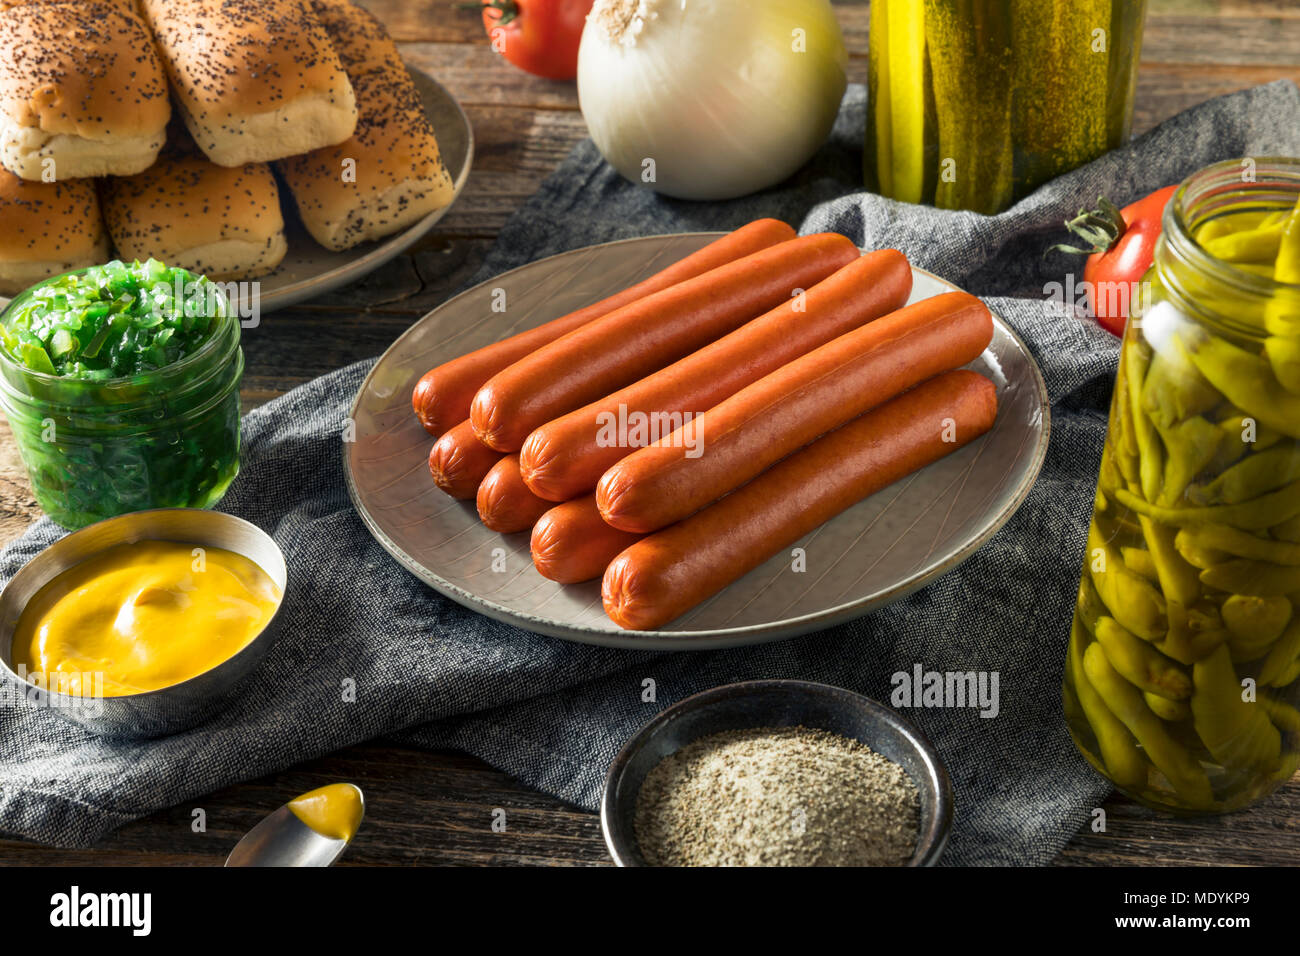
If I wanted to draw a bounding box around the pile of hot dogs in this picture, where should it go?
[411,219,1000,630]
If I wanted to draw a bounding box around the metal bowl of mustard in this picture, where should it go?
[601,679,954,867]
[0,508,287,739]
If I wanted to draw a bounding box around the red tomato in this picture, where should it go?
[1054,184,1179,336]
[478,0,593,81]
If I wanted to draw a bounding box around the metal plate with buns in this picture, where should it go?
[0,0,473,313]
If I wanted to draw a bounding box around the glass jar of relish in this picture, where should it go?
[0,260,243,530]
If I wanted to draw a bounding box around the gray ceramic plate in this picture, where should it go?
[0,66,473,315]
[345,234,1051,650]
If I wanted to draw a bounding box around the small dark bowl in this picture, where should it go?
[601,679,954,867]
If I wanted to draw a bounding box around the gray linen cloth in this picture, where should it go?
[1,80,1297,864]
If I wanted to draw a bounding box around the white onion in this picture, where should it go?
[577,0,847,201]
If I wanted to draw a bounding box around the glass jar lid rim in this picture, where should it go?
[1167,156,1300,296]
[0,265,236,388]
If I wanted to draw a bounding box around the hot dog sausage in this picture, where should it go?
[476,454,555,534]
[597,291,994,534]
[469,232,861,452]
[428,419,501,499]
[602,370,999,630]
[518,250,913,502]
[411,219,796,437]
[531,496,644,584]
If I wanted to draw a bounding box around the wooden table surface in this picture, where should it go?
[1,0,1298,867]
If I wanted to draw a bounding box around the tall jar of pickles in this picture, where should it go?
[1065,158,1300,813]
[867,0,1147,214]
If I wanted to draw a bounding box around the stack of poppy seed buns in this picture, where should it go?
[0,0,453,292]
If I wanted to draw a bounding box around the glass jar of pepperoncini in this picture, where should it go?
[866,0,1148,214]
[1064,158,1300,813]
[0,260,243,530]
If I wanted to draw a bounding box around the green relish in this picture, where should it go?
[0,262,243,530]
[0,260,223,379]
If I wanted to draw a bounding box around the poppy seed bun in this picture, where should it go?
[0,0,138,12]
[0,2,169,180]
[314,0,404,75]
[278,0,453,251]
[141,0,358,167]
[0,167,109,295]
[102,154,287,280]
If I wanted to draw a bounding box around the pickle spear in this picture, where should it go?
[1183,330,1300,440]
[1138,516,1201,607]
[1084,643,1213,806]
[1274,198,1300,285]
[1192,644,1282,772]
[1116,479,1300,532]
[1087,524,1168,640]
[1010,0,1111,195]
[1094,615,1192,700]
[1222,594,1292,661]
[878,0,927,205]
[868,0,894,198]
[1192,445,1300,506]
[1105,0,1146,146]
[923,0,1013,213]
[1070,619,1148,788]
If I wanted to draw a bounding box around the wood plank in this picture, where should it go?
[1130,63,1300,135]
[2,741,1297,866]
[239,235,496,388]
[0,746,612,867]
[1058,775,1300,866]
[0,419,40,542]
[1143,14,1300,66]
[358,0,875,46]
[357,0,488,43]
[400,43,580,110]
[459,105,585,176]
[365,0,1300,61]
[431,106,588,237]
[1158,0,1300,18]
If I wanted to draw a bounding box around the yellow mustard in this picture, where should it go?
[10,540,280,697]
[288,784,364,842]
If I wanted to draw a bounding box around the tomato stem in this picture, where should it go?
[1049,196,1129,257]
[461,0,518,26]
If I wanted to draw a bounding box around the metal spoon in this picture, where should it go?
[224,785,365,867]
